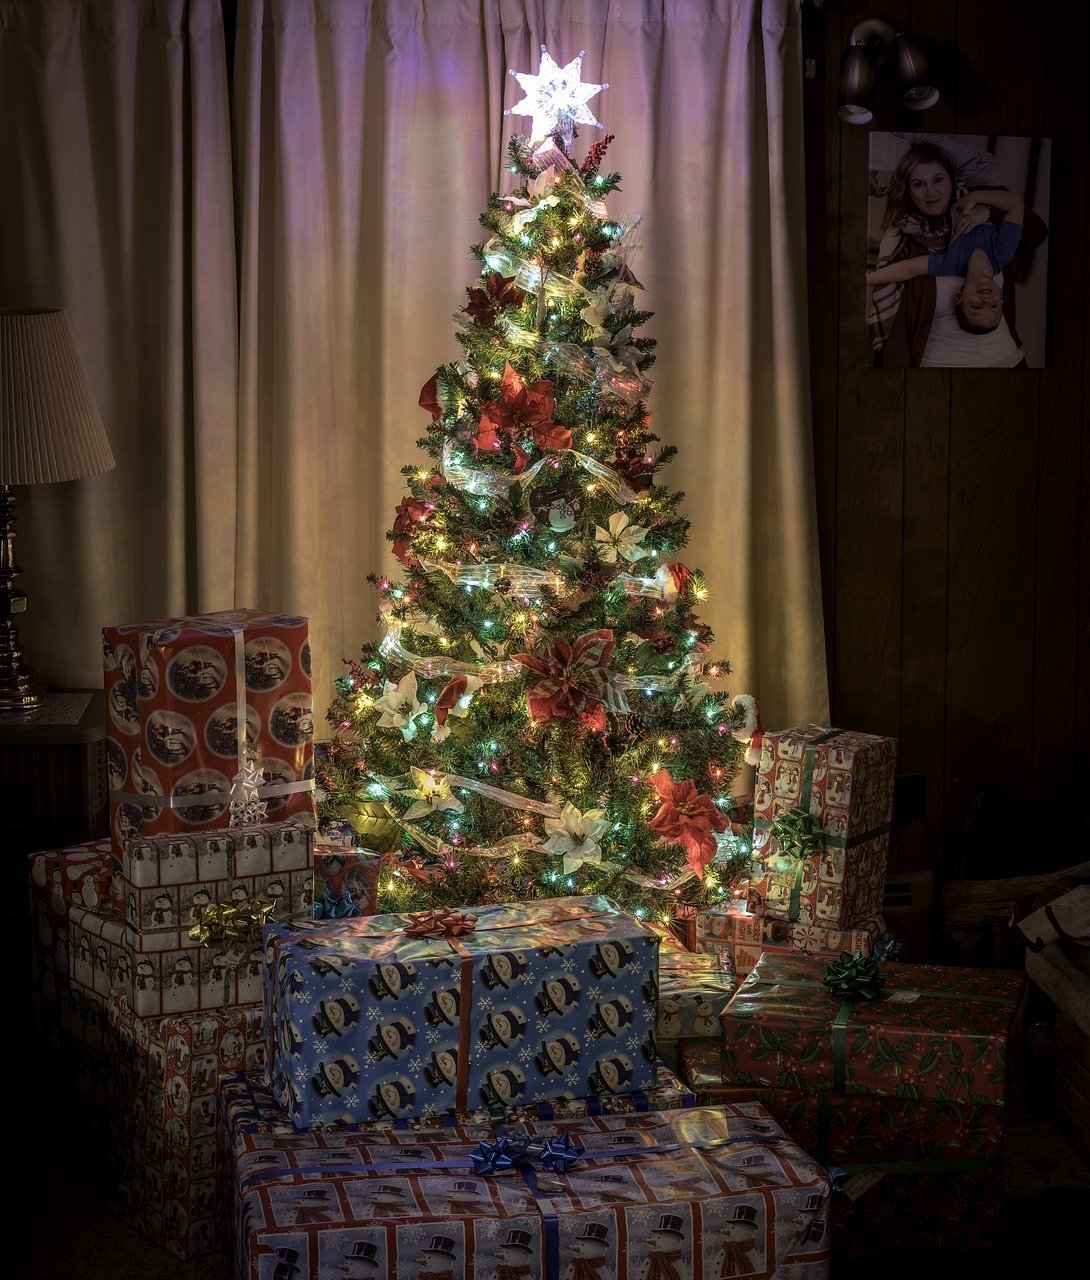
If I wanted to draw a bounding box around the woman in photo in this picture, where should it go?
[866,135,1048,367]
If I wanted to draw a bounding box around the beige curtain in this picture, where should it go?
[2,0,827,744]
[0,0,238,688]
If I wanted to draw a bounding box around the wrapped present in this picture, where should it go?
[115,819,317,949]
[676,1068,1005,1257]
[263,895,661,1129]
[103,609,315,848]
[70,899,280,1017]
[27,839,117,1044]
[104,989,265,1259]
[747,724,896,926]
[225,1092,831,1280]
[221,1062,697,1141]
[656,946,737,1052]
[312,846,382,918]
[718,952,1025,1102]
[694,900,887,976]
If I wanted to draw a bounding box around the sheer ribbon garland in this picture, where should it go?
[440,440,641,505]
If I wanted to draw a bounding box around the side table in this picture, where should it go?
[1,689,108,1035]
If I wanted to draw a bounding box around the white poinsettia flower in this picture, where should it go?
[529,165,560,199]
[595,511,651,564]
[400,767,465,823]
[593,324,641,373]
[543,803,611,875]
[580,294,611,338]
[373,671,429,741]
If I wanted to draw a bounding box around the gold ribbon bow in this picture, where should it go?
[403,907,479,939]
[189,895,276,961]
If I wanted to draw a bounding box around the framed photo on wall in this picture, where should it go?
[865,132,1051,368]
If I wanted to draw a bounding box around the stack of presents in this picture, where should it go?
[29,617,1027,1276]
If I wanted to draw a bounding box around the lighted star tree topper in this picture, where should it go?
[319,44,761,928]
[505,45,607,148]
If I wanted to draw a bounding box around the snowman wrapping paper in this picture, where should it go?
[653,944,738,1072]
[225,1096,831,1280]
[103,609,316,848]
[262,895,660,1129]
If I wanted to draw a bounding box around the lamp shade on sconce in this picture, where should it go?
[0,307,115,485]
[890,31,940,111]
[837,44,877,124]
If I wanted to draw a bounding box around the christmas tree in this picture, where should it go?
[318,47,760,928]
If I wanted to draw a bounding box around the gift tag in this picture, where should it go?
[841,1169,885,1200]
[888,989,922,1005]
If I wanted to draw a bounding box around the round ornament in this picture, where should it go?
[530,480,585,532]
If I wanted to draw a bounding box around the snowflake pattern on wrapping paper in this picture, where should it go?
[478,996,493,1010]
[588,986,601,999]
[365,1006,383,1023]
[425,1029,440,1044]
[519,1047,535,1063]
[562,958,575,971]
[409,1057,423,1073]
[536,1019,551,1034]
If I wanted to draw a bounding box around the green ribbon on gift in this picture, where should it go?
[189,894,276,1005]
[768,805,825,922]
[823,950,885,1001]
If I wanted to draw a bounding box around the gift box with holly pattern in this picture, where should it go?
[716,952,1025,1101]
[747,725,896,927]
[224,1091,831,1280]
[262,895,661,1130]
[674,1062,1005,1257]
[103,609,316,848]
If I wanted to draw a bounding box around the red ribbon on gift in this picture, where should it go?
[403,907,479,939]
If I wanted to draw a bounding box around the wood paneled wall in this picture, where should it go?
[803,0,1088,879]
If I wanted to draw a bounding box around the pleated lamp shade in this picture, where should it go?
[0,307,115,484]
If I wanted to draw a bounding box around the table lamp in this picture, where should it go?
[0,306,115,710]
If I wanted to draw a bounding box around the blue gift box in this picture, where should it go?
[262,894,660,1129]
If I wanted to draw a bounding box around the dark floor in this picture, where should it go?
[15,1065,1090,1280]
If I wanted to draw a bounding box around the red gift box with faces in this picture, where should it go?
[104,989,266,1260]
[693,901,887,976]
[103,610,316,850]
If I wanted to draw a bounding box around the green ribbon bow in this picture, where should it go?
[767,804,824,921]
[823,950,885,1001]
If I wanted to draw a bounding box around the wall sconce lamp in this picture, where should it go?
[837,17,940,124]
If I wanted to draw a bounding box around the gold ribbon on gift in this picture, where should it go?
[189,894,276,1004]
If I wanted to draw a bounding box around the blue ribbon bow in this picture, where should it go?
[470,1133,583,1176]
[314,891,360,920]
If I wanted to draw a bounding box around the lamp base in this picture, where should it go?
[0,485,45,710]
[0,622,44,711]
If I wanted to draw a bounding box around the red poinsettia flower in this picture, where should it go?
[664,563,693,599]
[474,362,572,462]
[611,443,655,491]
[391,494,435,565]
[419,374,442,420]
[433,675,469,727]
[633,627,675,655]
[648,769,730,875]
[462,273,527,326]
[514,628,628,733]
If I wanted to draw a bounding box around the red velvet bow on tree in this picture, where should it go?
[403,907,479,939]
[473,362,571,471]
[514,628,629,733]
